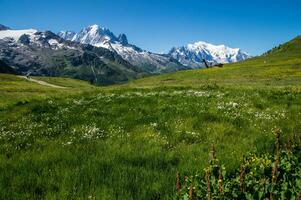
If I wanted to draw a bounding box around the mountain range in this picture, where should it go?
[59,25,250,69]
[0,24,250,84]
[58,25,188,73]
[169,41,250,68]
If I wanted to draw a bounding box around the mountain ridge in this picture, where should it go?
[58,24,188,73]
[0,26,145,85]
[0,23,252,85]
[59,24,250,69]
[129,34,301,87]
[168,41,250,68]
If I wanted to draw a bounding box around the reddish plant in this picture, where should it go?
[189,184,193,200]
[239,163,245,193]
[176,172,181,197]
[218,169,223,195]
[206,169,211,200]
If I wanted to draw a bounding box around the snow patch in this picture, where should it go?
[48,39,59,45]
[169,41,250,68]
[0,29,37,41]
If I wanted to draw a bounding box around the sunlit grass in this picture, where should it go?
[0,85,300,199]
[0,74,95,109]
[0,35,301,198]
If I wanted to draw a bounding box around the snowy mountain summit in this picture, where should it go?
[169,41,250,68]
[59,25,250,70]
[0,23,252,85]
[58,25,186,73]
[0,27,71,50]
[0,25,145,84]
[58,24,127,49]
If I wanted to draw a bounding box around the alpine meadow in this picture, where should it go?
[0,0,301,199]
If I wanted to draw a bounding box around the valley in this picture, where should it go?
[0,0,301,196]
[0,34,300,199]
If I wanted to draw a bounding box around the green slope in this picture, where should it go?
[0,74,96,109]
[0,36,301,199]
[126,36,301,88]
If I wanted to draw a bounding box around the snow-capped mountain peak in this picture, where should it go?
[89,24,100,30]
[0,27,76,51]
[57,31,76,41]
[0,29,38,41]
[118,33,128,45]
[59,24,121,48]
[58,24,186,73]
[169,41,250,68]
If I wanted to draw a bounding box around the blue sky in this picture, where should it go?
[0,0,301,55]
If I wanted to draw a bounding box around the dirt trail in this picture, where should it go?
[18,76,66,89]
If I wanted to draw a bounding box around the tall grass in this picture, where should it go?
[177,131,301,199]
[0,86,300,199]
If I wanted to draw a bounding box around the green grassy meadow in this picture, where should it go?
[128,36,301,88]
[0,74,96,110]
[0,36,301,199]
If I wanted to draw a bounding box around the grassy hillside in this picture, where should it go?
[1,84,300,199]
[127,36,301,87]
[0,74,95,109]
[0,36,300,199]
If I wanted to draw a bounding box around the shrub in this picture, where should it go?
[177,132,301,199]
